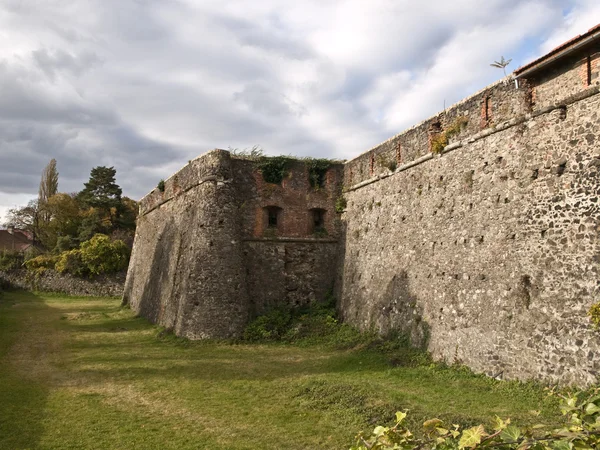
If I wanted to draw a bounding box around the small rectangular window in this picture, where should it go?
[268,209,278,228]
[311,208,325,233]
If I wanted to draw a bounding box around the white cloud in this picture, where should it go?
[0,0,597,214]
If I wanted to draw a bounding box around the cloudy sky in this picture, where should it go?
[0,0,598,222]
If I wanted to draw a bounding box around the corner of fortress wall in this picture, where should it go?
[123,150,345,339]
[124,29,600,385]
[123,150,251,339]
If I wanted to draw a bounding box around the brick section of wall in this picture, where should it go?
[232,158,344,240]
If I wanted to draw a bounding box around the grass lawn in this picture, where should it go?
[0,290,565,449]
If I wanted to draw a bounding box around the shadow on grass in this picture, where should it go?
[0,289,54,450]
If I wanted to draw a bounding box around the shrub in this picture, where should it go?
[351,389,600,450]
[54,235,77,253]
[257,156,294,184]
[79,234,130,275]
[335,196,347,213]
[55,249,88,276]
[243,307,293,341]
[24,254,59,272]
[0,251,23,271]
[157,179,165,192]
[589,302,600,329]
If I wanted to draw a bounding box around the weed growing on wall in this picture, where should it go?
[304,158,332,189]
[336,196,347,213]
[257,155,295,184]
[157,179,165,192]
[377,154,398,172]
[588,302,600,329]
[431,116,469,154]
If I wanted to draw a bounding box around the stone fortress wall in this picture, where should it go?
[125,25,600,384]
[123,152,344,339]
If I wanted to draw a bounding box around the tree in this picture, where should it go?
[45,193,83,251]
[490,56,512,77]
[35,158,60,243]
[38,159,59,209]
[77,166,122,210]
[5,199,42,243]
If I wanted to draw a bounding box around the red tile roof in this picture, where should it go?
[515,23,600,76]
[0,230,34,252]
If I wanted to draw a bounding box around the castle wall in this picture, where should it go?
[123,151,250,339]
[338,65,600,384]
[231,158,344,316]
[125,27,600,385]
[124,152,343,337]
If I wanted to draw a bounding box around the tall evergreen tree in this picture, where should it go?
[77,166,122,210]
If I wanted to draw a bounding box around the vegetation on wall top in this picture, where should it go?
[230,145,341,187]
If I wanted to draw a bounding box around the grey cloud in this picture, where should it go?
[213,13,314,60]
[233,81,306,117]
[0,0,589,218]
[32,49,102,81]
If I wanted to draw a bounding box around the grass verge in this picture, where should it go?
[0,290,565,449]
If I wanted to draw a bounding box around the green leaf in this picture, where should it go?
[423,419,443,430]
[549,441,572,450]
[459,425,486,449]
[584,402,600,416]
[395,411,407,424]
[373,426,388,437]
[500,425,521,443]
[493,416,510,432]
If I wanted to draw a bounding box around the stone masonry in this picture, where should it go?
[125,25,600,385]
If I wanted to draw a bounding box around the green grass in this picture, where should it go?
[0,290,565,449]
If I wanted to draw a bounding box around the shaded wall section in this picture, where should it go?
[123,151,250,339]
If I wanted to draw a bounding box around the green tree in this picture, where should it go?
[77,166,122,211]
[38,158,59,220]
[45,193,82,251]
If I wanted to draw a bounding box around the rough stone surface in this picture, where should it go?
[0,270,124,297]
[339,54,600,386]
[125,40,600,385]
[123,151,343,339]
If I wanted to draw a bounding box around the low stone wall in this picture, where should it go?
[0,269,125,297]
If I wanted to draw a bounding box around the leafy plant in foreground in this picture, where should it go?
[351,389,600,449]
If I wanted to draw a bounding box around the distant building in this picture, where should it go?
[0,228,36,253]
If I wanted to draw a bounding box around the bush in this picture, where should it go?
[351,389,600,450]
[244,307,293,341]
[0,251,23,271]
[79,234,130,275]
[55,249,88,276]
[54,235,77,253]
[24,254,59,272]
